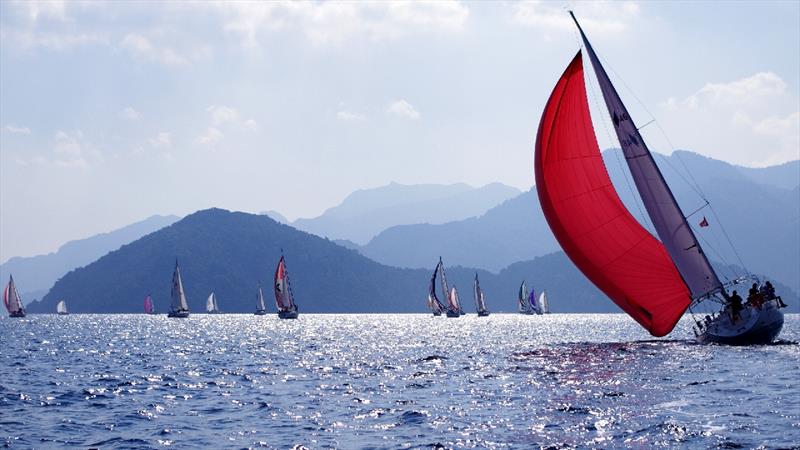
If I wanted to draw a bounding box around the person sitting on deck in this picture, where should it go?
[748,283,764,309]
[729,290,744,322]
[761,280,788,308]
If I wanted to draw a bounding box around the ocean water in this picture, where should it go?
[1,314,798,449]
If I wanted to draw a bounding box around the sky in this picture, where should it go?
[1,0,798,262]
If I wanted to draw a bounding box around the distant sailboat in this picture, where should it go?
[167,260,190,318]
[3,275,26,318]
[518,281,533,315]
[254,283,267,315]
[474,273,490,317]
[447,286,462,318]
[275,255,299,319]
[427,267,445,316]
[144,294,155,314]
[206,291,220,314]
[538,291,550,314]
[56,300,68,315]
[529,289,543,315]
[534,11,784,344]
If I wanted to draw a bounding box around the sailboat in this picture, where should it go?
[538,291,550,314]
[206,291,220,314]
[447,286,463,318]
[474,273,490,317]
[529,289,543,315]
[3,275,26,318]
[144,294,155,314]
[534,11,784,344]
[167,260,190,318]
[427,267,445,316]
[254,283,268,315]
[275,255,299,319]
[518,281,533,315]
[56,300,69,315]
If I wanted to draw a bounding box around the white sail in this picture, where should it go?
[257,285,266,311]
[518,281,529,313]
[207,292,217,313]
[539,291,549,314]
[4,275,25,315]
[171,262,189,312]
[449,287,461,311]
[56,300,67,314]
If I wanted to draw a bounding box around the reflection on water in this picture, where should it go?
[0,314,797,448]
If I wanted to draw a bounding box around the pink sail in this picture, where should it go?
[144,295,154,314]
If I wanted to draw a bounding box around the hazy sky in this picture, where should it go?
[1,0,799,261]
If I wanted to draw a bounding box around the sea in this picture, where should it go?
[1,314,798,449]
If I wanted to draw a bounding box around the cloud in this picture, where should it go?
[119,107,141,121]
[664,72,787,110]
[28,129,97,169]
[512,1,640,35]
[196,127,223,146]
[207,105,240,125]
[217,1,469,46]
[243,119,258,131]
[658,72,799,166]
[4,124,31,134]
[54,130,83,156]
[120,33,190,66]
[387,100,420,120]
[336,110,366,121]
[148,131,172,148]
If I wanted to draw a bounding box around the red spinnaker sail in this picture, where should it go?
[274,256,287,309]
[534,52,690,336]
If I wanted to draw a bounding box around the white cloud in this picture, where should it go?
[217,1,469,46]
[658,72,799,166]
[207,105,241,126]
[148,131,172,148]
[512,1,640,35]
[243,119,258,131]
[119,107,141,121]
[665,72,787,110]
[17,0,68,22]
[120,33,189,66]
[28,129,97,169]
[54,130,83,156]
[4,124,31,134]
[337,110,366,121]
[196,127,223,146]
[387,100,420,120]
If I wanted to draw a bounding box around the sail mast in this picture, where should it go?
[569,12,722,300]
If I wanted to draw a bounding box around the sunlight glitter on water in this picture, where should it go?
[0,314,798,448]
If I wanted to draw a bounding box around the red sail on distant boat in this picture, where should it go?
[274,255,299,319]
[699,217,709,227]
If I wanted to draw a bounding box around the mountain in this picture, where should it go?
[360,151,800,294]
[0,214,180,300]
[30,209,798,315]
[292,182,521,245]
[259,210,289,224]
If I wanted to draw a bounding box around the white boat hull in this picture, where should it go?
[698,301,784,345]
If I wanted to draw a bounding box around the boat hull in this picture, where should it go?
[432,311,442,317]
[446,310,460,318]
[167,310,190,318]
[698,301,784,345]
[57,312,69,316]
[254,310,267,316]
[278,309,299,319]
[477,310,490,317]
[8,310,26,318]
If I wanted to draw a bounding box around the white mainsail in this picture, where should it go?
[3,275,25,316]
[257,284,266,311]
[171,262,189,312]
[206,292,218,313]
[539,291,549,314]
[56,300,68,314]
[518,281,530,313]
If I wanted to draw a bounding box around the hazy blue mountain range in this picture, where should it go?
[359,151,800,294]
[28,209,799,315]
[292,182,521,244]
[1,215,180,301]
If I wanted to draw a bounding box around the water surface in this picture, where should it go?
[1,314,798,448]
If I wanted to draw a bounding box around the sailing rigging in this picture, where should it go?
[255,283,267,315]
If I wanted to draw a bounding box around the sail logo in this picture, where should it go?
[612,111,630,127]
